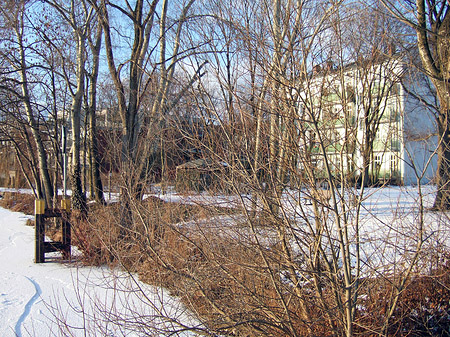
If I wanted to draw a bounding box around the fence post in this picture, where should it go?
[35,199,45,263]
[61,198,71,259]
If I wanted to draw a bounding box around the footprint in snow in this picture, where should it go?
[14,277,42,337]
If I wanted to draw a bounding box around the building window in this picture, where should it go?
[389,110,399,122]
[346,85,356,102]
[391,138,400,151]
[387,102,400,122]
[374,155,382,167]
[390,155,397,174]
[372,154,382,180]
[335,156,341,172]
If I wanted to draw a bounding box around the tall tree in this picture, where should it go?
[44,0,104,209]
[0,1,55,205]
[381,0,450,209]
[86,18,104,203]
[91,0,159,226]
[88,0,202,223]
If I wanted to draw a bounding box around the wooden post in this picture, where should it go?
[35,199,45,263]
[34,198,72,263]
[61,198,71,259]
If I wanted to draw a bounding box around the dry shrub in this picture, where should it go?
[136,222,330,336]
[71,197,227,268]
[70,203,123,266]
[138,230,277,334]
[0,192,35,215]
[389,262,450,336]
[72,198,338,336]
[56,195,450,336]
[355,258,450,336]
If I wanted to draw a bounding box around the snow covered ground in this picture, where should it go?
[155,185,450,274]
[0,206,200,337]
[1,185,450,336]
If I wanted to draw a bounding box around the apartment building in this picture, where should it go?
[298,54,437,185]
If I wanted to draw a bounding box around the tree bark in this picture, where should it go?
[70,32,87,211]
[433,99,450,209]
[16,17,54,205]
[87,23,104,203]
[415,0,450,209]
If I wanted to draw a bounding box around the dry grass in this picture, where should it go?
[72,198,333,335]
[0,192,35,215]
[76,197,450,336]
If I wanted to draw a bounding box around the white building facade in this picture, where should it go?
[297,55,437,185]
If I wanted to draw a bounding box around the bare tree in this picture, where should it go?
[86,13,104,204]
[41,0,107,209]
[380,0,450,209]
[88,0,204,227]
[1,1,445,336]
[173,1,439,336]
[0,1,54,205]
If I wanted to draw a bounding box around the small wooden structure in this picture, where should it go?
[35,198,71,263]
[175,159,226,192]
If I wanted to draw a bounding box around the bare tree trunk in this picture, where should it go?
[433,99,450,209]
[16,21,54,204]
[70,33,86,211]
[87,23,104,203]
[19,123,44,199]
[390,0,450,209]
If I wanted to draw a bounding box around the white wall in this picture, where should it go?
[402,72,438,185]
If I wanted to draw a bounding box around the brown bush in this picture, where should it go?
[69,197,353,335]
[389,263,450,336]
[69,198,303,335]
[70,202,123,266]
[0,192,35,215]
[87,200,450,337]
[353,260,450,336]
[132,219,331,335]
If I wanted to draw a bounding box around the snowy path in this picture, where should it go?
[0,207,199,337]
